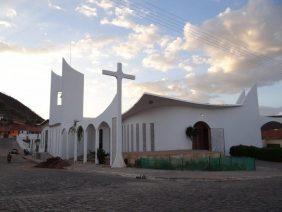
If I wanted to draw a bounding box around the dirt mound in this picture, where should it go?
[35,157,70,169]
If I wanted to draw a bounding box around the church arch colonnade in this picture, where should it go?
[58,120,114,165]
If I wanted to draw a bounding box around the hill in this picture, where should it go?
[0,92,44,125]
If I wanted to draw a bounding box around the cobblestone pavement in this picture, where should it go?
[1,160,282,211]
[1,140,282,211]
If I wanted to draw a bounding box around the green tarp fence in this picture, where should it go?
[138,156,255,171]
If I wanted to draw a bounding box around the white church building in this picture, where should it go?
[40,58,282,167]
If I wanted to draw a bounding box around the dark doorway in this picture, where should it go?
[99,129,103,149]
[193,121,210,150]
[44,130,48,152]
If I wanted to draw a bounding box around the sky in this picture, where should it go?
[0,0,281,119]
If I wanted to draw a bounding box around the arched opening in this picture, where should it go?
[77,126,84,158]
[86,124,96,161]
[98,122,111,165]
[61,129,67,159]
[261,121,282,148]
[68,128,75,159]
[193,121,211,150]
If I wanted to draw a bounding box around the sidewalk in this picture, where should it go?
[68,160,282,181]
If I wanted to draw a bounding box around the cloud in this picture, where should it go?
[76,5,97,17]
[121,0,282,107]
[100,6,135,28]
[259,106,282,116]
[87,0,114,10]
[142,53,175,72]
[0,40,19,52]
[5,9,17,18]
[71,34,118,62]
[0,35,119,118]
[142,37,183,71]
[48,0,63,10]
[0,20,12,28]
[113,24,160,59]
[181,0,282,94]
[124,79,213,111]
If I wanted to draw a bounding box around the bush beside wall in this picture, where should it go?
[230,145,282,162]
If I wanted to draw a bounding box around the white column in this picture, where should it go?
[66,133,69,160]
[102,63,135,168]
[83,130,88,163]
[111,63,125,168]
[74,134,78,162]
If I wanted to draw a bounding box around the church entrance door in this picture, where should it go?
[193,121,211,150]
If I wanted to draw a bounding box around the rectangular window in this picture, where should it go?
[136,123,139,152]
[127,125,130,152]
[57,92,62,106]
[150,123,155,151]
[131,124,134,152]
[142,123,146,152]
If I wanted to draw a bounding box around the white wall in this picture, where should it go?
[17,132,41,152]
[61,59,84,124]
[122,86,262,155]
[49,72,62,125]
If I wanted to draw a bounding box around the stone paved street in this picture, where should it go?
[1,140,282,211]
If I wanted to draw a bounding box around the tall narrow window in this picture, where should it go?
[131,124,134,152]
[122,125,125,152]
[136,123,139,152]
[57,92,62,105]
[142,123,146,152]
[127,125,130,152]
[150,123,155,151]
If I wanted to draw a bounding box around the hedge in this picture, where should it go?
[230,145,282,162]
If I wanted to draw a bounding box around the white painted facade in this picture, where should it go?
[17,131,41,153]
[41,58,281,167]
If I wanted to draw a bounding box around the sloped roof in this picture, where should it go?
[123,93,241,120]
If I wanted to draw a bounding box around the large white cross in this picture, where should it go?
[103,63,135,168]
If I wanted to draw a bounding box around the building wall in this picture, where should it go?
[49,72,62,125]
[122,87,262,155]
[61,59,84,124]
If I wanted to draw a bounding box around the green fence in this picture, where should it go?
[137,156,255,171]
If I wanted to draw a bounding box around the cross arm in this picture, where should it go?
[122,73,135,80]
[102,70,117,77]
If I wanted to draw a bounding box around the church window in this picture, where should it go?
[131,124,134,152]
[136,123,139,152]
[150,123,155,151]
[142,123,146,152]
[57,92,62,105]
[127,125,130,152]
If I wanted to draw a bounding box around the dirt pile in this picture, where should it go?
[35,157,70,169]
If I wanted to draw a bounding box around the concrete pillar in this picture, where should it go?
[66,133,69,160]
[83,129,88,164]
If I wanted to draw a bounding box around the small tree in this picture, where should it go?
[77,126,83,142]
[97,148,107,164]
[186,126,197,141]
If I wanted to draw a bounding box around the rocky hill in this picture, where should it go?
[0,92,44,125]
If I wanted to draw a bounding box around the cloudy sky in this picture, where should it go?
[0,0,281,119]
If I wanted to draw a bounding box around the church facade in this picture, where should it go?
[40,58,282,167]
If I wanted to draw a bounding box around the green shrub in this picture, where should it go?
[97,148,107,164]
[266,144,281,149]
[230,145,282,162]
